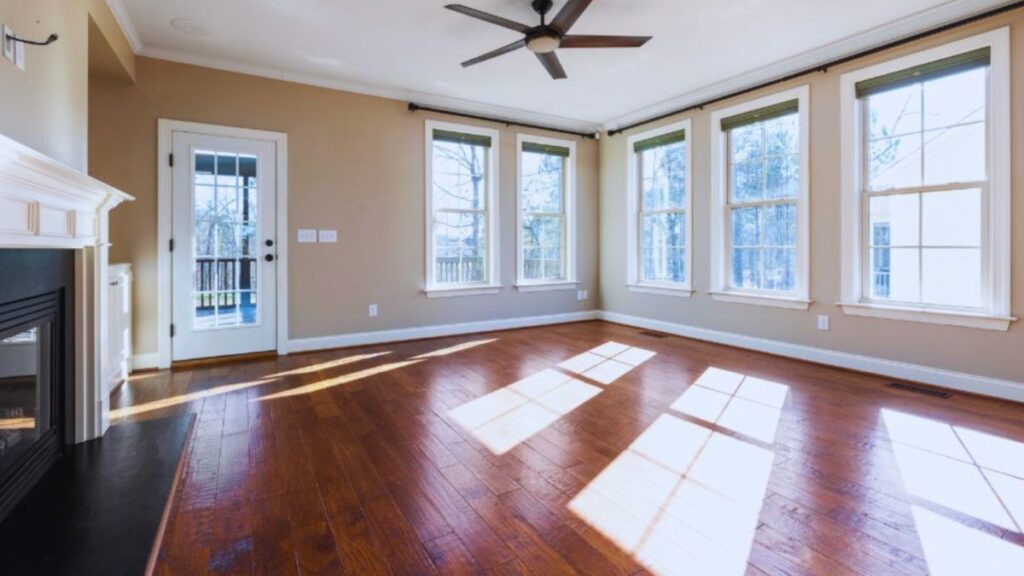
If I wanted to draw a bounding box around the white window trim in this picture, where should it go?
[515,133,578,290]
[423,120,502,298]
[709,85,812,310]
[838,28,1015,331]
[625,119,694,297]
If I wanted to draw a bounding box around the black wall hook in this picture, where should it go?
[5,32,59,47]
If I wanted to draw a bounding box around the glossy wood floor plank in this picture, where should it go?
[113,320,1024,575]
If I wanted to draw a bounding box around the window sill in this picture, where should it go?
[515,282,578,293]
[839,302,1016,332]
[627,284,693,298]
[709,291,812,310]
[423,285,502,299]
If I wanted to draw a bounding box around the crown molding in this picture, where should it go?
[136,46,603,135]
[104,0,143,54]
[601,0,1017,131]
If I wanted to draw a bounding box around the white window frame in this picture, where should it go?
[709,85,812,310]
[625,119,693,298]
[424,120,501,298]
[839,28,1014,331]
[515,134,578,292]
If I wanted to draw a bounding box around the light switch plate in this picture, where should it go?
[3,25,15,62]
[13,38,23,70]
[817,315,830,331]
[318,229,338,243]
[368,304,378,317]
[297,229,317,243]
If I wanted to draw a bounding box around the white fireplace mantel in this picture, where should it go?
[0,132,133,443]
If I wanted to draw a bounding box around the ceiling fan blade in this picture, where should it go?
[445,4,531,33]
[550,0,593,33]
[536,52,567,80]
[462,39,527,67]
[560,35,652,49]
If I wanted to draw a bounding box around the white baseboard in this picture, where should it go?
[600,311,1024,403]
[130,352,160,372]
[287,310,601,354]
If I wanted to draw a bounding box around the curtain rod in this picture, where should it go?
[408,103,598,140]
[607,0,1024,136]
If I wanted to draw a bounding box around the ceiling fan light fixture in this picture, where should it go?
[526,33,560,54]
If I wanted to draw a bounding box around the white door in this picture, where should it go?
[171,131,278,361]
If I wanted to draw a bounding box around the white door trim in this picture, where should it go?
[157,119,289,368]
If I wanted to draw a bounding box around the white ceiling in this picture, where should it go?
[113,0,1013,132]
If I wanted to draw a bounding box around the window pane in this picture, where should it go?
[731,207,761,247]
[641,142,687,211]
[195,219,214,257]
[522,151,563,213]
[867,84,923,140]
[869,194,919,247]
[763,204,797,247]
[765,154,799,200]
[924,67,987,130]
[434,211,486,284]
[641,212,686,283]
[216,153,240,187]
[432,141,487,211]
[195,186,215,223]
[730,124,763,163]
[731,248,761,290]
[764,248,796,292]
[882,247,920,303]
[731,161,764,203]
[922,248,982,308]
[870,244,892,299]
[923,123,986,185]
[868,134,922,191]
[765,114,799,156]
[523,215,564,281]
[922,189,981,247]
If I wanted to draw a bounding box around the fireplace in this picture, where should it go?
[0,249,75,522]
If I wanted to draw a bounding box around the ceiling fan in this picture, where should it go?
[445,0,652,80]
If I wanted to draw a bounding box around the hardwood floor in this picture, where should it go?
[111,320,1024,575]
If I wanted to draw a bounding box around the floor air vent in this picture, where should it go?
[886,382,952,399]
[638,331,669,339]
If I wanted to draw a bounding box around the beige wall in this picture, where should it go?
[0,0,88,171]
[90,57,600,356]
[86,0,134,82]
[600,13,1024,383]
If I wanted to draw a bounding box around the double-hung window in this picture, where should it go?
[425,121,501,297]
[710,86,811,309]
[516,135,577,290]
[626,120,692,296]
[840,29,1013,330]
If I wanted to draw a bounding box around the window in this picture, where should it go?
[516,135,577,290]
[840,29,1013,331]
[625,120,692,297]
[710,86,810,309]
[425,121,501,297]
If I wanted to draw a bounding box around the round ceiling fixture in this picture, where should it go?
[526,32,561,54]
[170,18,209,36]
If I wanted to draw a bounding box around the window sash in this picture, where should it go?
[637,146,687,285]
[430,133,492,288]
[519,145,570,283]
[433,207,489,286]
[857,67,990,311]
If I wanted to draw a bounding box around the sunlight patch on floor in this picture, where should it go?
[265,352,392,378]
[671,367,789,443]
[111,378,278,419]
[911,505,1024,576]
[254,360,423,401]
[412,338,499,359]
[558,341,657,385]
[448,369,601,455]
[568,413,774,576]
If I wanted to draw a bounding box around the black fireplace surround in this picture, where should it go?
[0,250,75,523]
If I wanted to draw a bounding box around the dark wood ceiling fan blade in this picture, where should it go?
[445,4,531,33]
[462,39,528,67]
[536,52,567,79]
[560,35,652,48]
[550,0,593,33]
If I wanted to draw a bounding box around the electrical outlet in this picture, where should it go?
[368,304,378,317]
[817,315,830,331]
[2,25,15,63]
[582,290,589,300]
[318,229,337,243]
[297,229,317,243]
[577,290,589,301]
